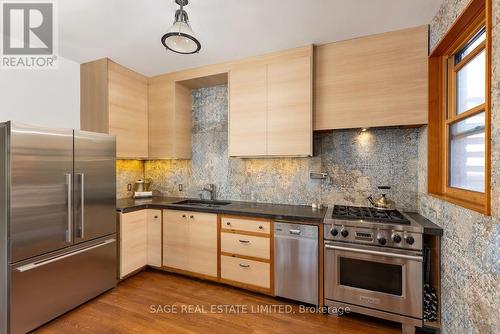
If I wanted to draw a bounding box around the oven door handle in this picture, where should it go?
[325,244,423,262]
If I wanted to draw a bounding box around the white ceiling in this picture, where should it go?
[59,0,443,77]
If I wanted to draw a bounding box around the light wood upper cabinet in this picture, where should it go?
[229,63,268,156]
[81,58,148,159]
[228,46,313,157]
[314,25,429,130]
[267,55,312,156]
[148,79,192,159]
[162,210,217,277]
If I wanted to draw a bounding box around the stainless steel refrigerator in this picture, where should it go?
[0,122,117,334]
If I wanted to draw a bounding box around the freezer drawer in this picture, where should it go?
[9,237,117,334]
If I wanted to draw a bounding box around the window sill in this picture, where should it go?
[427,192,489,215]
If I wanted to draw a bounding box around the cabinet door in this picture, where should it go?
[147,209,162,267]
[108,60,149,158]
[120,211,147,278]
[267,54,312,156]
[148,80,175,158]
[314,25,428,130]
[188,212,217,277]
[163,210,189,271]
[148,81,192,159]
[229,63,267,156]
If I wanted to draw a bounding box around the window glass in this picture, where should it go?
[449,112,485,192]
[455,28,486,63]
[456,49,485,114]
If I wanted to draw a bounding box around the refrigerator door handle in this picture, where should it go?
[15,238,116,273]
[65,173,72,243]
[78,173,85,239]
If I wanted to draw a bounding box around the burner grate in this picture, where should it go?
[332,205,410,225]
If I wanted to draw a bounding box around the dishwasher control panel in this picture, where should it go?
[274,222,318,238]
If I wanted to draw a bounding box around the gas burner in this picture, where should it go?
[331,205,410,225]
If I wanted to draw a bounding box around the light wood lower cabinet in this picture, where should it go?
[221,216,271,234]
[121,210,273,294]
[162,210,217,278]
[119,209,162,278]
[120,210,147,278]
[146,210,162,267]
[221,233,270,260]
[221,255,270,289]
[220,215,273,293]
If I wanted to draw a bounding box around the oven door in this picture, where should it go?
[324,241,422,319]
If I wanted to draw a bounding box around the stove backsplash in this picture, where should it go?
[115,85,422,211]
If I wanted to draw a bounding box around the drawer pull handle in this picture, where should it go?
[182,214,187,218]
[226,222,231,225]
[154,216,158,219]
[239,264,250,268]
[190,215,194,219]
[259,225,263,230]
[239,240,250,244]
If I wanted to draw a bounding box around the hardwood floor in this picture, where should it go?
[35,269,403,334]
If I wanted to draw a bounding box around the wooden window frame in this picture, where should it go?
[428,0,492,215]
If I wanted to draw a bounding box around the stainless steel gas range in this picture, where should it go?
[323,205,423,334]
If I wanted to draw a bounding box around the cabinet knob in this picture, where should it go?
[154,216,158,219]
[182,214,186,218]
[190,215,194,219]
[258,225,263,230]
[226,222,231,226]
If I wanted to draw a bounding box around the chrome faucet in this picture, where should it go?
[202,183,216,201]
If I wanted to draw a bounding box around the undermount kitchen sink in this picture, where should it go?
[173,199,232,207]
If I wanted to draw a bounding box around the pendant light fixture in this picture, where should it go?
[161,0,201,54]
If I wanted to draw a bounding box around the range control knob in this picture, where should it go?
[392,234,402,243]
[331,228,338,237]
[405,236,415,245]
[340,228,349,238]
[377,236,387,245]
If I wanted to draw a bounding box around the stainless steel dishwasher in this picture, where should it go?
[274,221,318,305]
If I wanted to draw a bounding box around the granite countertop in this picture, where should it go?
[404,212,443,236]
[116,196,327,223]
[116,197,443,235]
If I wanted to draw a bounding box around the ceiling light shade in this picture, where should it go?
[161,0,201,54]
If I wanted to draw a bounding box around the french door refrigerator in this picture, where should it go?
[0,122,117,334]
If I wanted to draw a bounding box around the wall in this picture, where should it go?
[0,56,80,129]
[116,160,144,199]
[418,0,500,333]
[136,85,421,212]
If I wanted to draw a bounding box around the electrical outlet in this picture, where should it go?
[178,184,183,192]
[127,183,132,191]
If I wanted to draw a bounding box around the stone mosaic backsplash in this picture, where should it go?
[116,159,144,199]
[127,85,421,211]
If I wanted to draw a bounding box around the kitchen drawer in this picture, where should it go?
[221,216,270,234]
[221,232,270,259]
[221,255,270,288]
